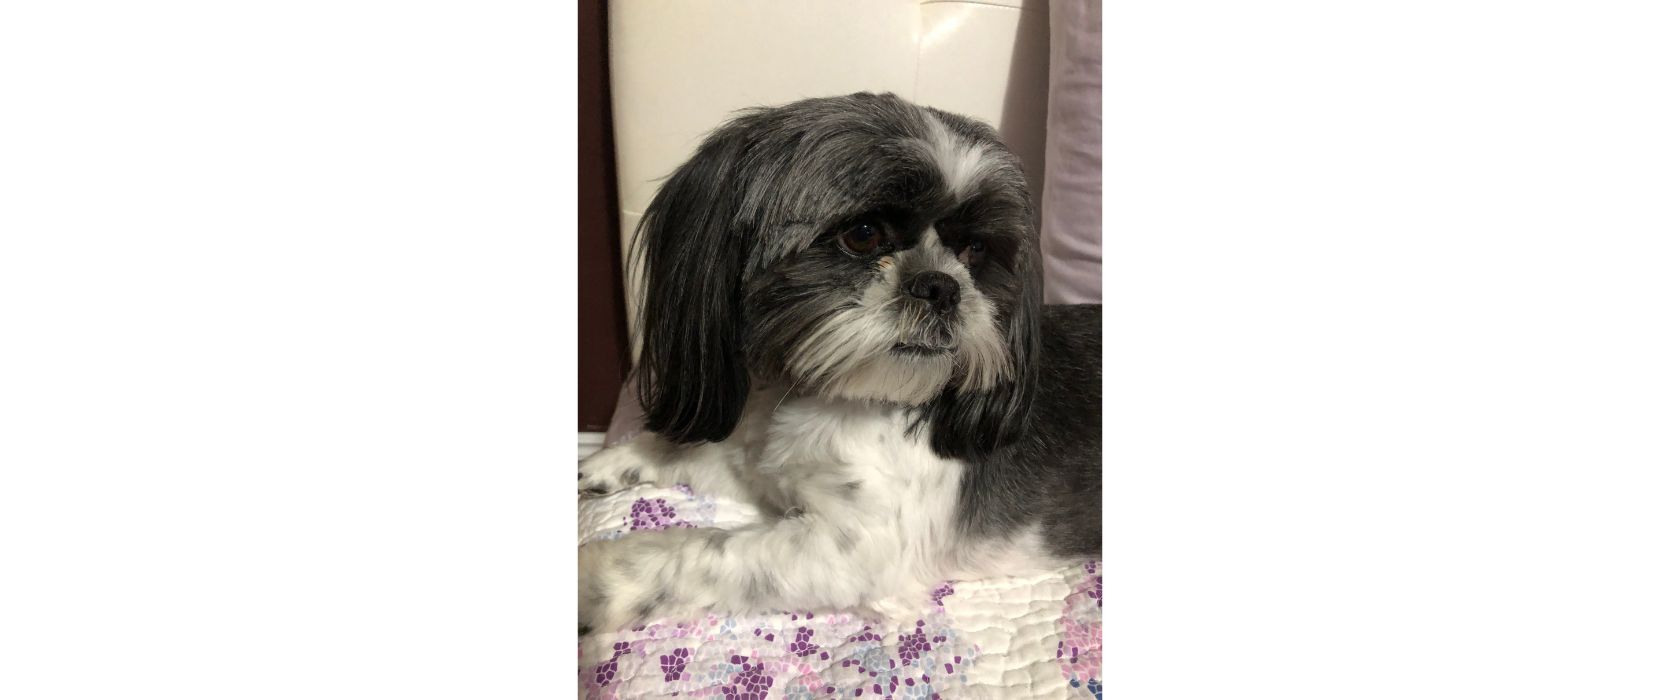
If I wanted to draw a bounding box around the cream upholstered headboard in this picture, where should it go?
[608,0,1050,352]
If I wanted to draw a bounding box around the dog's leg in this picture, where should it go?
[578,510,917,634]
[577,431,756,503]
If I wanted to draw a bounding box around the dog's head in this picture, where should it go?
[632,92,1040,458]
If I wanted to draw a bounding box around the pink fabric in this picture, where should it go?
[1040,0,1103,305]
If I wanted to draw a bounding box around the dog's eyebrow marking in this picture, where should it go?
[919,112,1003,201]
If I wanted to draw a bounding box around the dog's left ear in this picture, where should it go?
[924,210,1043,461]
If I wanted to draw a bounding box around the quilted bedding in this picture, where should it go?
[578,481,1103,699]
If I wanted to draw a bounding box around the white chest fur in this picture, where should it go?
[741,394,967,590]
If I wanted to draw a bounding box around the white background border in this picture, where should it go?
[2,0,1677,697]
[2,1,576,696]
[1108,0,1678,696]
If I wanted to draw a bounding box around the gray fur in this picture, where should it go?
[635,591,668,621]
[631,92,1037,443]
[744,569,776,601]
[832,526,856,554]
[581,92,1101,636]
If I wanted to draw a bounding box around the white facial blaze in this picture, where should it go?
[919,112,1005,200]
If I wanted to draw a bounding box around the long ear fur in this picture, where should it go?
[925,199,1043,460]
[630,121,757,444]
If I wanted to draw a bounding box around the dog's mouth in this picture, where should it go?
[890,342,954,357]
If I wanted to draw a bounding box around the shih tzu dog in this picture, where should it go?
[579,92,1099,634]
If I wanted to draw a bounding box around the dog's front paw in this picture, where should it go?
[579,538,668,635]
[578,443,655,497]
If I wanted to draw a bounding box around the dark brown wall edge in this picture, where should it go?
[577,0,630,432]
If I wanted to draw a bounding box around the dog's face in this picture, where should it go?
[634,93,1041,455]
[738,100,1032,405]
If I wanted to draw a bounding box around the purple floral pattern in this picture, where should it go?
[1059,560,1104,695]
[659,646,690,682]
[627,497,691,531]
[580,609,980,699]
[580,482,1101,698]
[789,627,822,658]
[929,582,955,608]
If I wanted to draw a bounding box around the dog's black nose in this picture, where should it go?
[903,271,960,315]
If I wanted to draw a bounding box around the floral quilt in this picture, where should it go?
[578,481,1102,699]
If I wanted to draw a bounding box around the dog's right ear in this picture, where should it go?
[630,120,758,444]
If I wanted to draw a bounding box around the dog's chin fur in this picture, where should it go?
[578,92,1101,636]
[819,353,955,405]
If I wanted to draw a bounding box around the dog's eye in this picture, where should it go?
[839,223,887,256]
[968,240,985,253]
[958,238,986,266]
